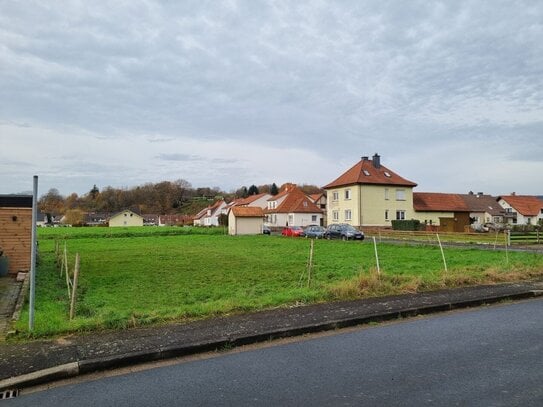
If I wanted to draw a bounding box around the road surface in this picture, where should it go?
[10,298,543,406]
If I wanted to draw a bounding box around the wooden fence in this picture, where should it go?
[508,231,541,245]
[361,228,503,245]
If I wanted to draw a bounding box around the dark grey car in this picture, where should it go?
[324,224,364,241]
[304,225,326,239]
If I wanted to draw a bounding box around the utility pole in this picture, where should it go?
[29,175,38,331]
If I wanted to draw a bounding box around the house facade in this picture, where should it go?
[265,184,323,227]
[109,209,144,227]
[497,195,543,225]
[193,200,228,226]
[323,154,417,227]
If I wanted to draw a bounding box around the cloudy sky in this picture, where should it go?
[1,1,542,197]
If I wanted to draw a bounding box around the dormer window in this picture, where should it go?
[303,201,308,207]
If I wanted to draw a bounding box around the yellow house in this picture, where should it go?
[323,154,417,227]
[109,209,144,227]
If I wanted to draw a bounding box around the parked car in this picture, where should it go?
[304,225,326,239]
[263,225,271,235]
[281,226,305,237]
[324,224,365,241]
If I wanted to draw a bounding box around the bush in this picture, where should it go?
[391,219,422,231]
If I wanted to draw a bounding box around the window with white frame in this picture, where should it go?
[332,210,339,221]
[344,189,351,200]
[311,215,317,222]
[344,209,352,221]
[395,189,405,201]
[396,210,405,220]
[332,191,339,201]
[384,188,389,200]
[385,210,389,221]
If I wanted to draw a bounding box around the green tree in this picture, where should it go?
[248,185,259,195]
[270,183,279,195]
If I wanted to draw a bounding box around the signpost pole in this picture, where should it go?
[29,175,38,331]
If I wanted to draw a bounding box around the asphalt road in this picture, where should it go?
[9,298,543,406]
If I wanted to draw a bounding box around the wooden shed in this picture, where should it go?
[0,195,32,275]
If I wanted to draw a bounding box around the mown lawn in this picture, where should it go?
[14,227,543,338]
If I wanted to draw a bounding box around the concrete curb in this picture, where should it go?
[1,288,541,391]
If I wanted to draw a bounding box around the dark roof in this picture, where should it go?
[0,195,33,208]
[323,157,417,189]
[460,193,504,216]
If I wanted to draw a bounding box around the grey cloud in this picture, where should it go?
[1,1,542,194]
[157,154,202,162]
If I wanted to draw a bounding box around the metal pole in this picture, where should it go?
[29,175,38,331]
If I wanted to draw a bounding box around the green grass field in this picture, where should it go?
[14,227,543,338]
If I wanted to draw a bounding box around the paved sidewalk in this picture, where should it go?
[0,276,22,341]
[1,281,542,390]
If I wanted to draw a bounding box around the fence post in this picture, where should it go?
[307,239,314,288]
[372,237,381,276]
[69,253,80,320]
[436,234,448,272]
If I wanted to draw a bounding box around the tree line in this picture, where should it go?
[38,179,323,223]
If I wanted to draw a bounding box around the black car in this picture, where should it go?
[324,224,365,241]
[262,225,271,235]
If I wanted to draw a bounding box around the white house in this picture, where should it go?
[497,195,543,225]
[264,184,323,227]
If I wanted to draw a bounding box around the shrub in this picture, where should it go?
[391,219,421,231]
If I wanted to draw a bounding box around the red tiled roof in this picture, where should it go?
[498,195,543,216]
[230,206,264,217]
[266,187,322,214]
[414,193,470,212]
[309,193,324,202]
[323,158,417,189]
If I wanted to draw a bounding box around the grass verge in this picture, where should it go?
[11,228,543,339]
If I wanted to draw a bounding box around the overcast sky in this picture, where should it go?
[1,1,542,197]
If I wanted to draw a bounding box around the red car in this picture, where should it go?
[281,226,305,237]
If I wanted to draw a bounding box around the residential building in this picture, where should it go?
[83,212,108,226]
[265,184,323,227]
[323,154,417,227]
[109,209,144,227]
[309,192,327,225]
[497,195,543,225]
[193,200,228,226]
[231,193,272,209]
[461,192,505,225]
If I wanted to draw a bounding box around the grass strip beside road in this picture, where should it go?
[13,229,543,338]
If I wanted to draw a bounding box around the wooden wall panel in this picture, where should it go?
[0,208,32,274]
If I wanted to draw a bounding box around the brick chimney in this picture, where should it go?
[372,153,381,169]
